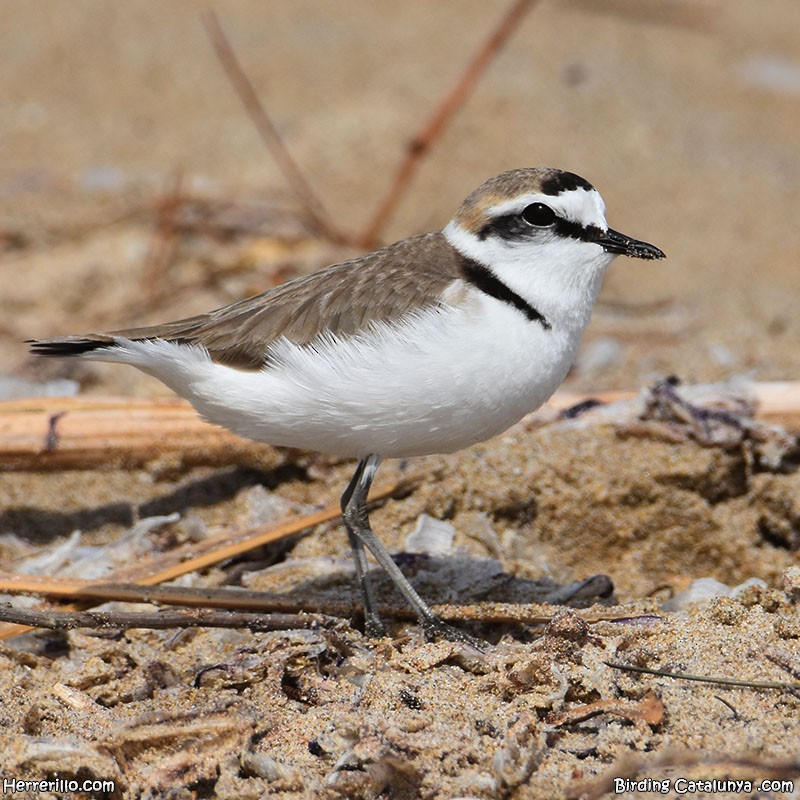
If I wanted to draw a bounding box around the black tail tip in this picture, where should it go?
[27,338,111,357]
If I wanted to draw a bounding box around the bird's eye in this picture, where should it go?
[521,203,556,227]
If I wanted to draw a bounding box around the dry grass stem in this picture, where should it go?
[358,0,539,247]
[202,11,348,244]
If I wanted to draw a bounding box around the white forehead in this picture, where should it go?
[486,187,608,229]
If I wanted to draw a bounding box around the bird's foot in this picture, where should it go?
[420,615,484,650]
[363,612,387,639]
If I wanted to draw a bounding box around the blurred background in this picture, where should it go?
[2,0,799,396]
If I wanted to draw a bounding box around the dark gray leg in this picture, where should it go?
[340,457,385,637]
[341,455,477,644]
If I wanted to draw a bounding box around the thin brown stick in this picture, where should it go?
[0,603,336,633]
[0,577,360,618]
[605,660,800,692]
[111,468,428,585]
[358,0,539,248]
[0,573,658,626]
[202,11,348,244]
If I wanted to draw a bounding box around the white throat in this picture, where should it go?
[443,220,615,332]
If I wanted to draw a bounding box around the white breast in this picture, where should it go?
[105,289,587,459]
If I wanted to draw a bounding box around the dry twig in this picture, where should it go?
[358,0,539,248]
[203,11,348,244]
[605,660,800,692]
[0,572,650,626]
[0,603,335,633]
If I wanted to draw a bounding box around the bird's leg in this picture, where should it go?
[340,457,385,637]
[341,455,479,645]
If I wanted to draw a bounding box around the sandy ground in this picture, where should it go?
[1,2,800,798]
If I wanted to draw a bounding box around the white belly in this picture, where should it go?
[106,298,585,459]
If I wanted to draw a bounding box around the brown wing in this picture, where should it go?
[105,232,464,369]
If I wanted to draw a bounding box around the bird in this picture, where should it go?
[29,167,665,642]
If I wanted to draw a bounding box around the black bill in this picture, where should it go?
[592,227,665,260]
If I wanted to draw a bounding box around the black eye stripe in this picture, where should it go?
[478,212,603,244]
[477,214,530,241]
[554,218,604,243]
